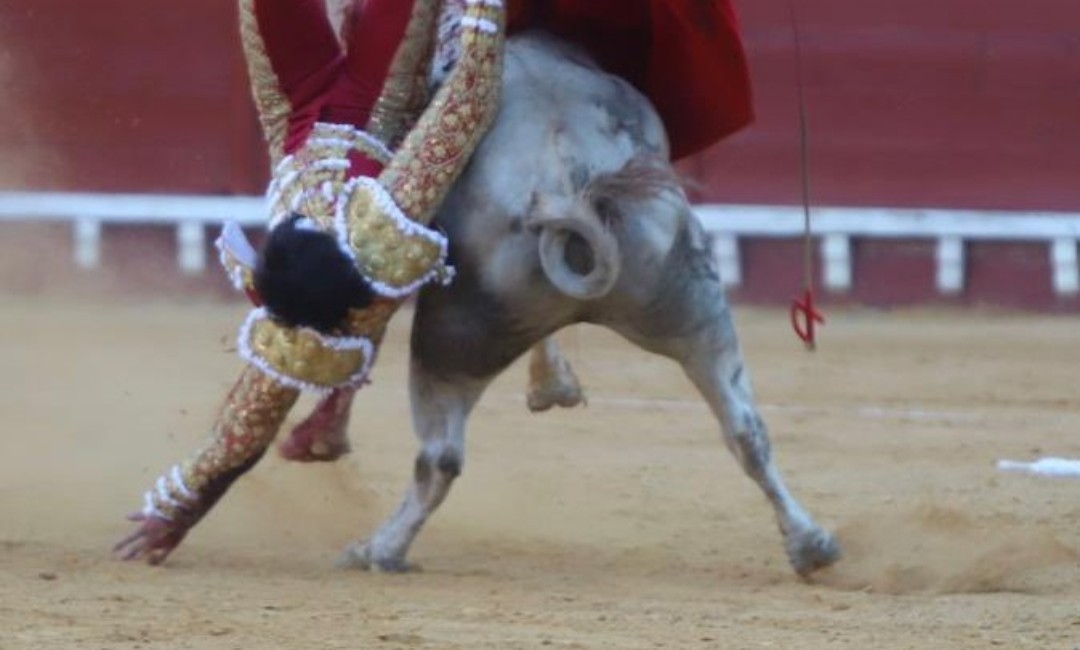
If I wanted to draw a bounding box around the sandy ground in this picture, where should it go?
[2,296,1080,649]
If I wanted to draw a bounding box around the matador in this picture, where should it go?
[115,0,753,564]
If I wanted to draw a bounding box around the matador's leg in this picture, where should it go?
[115,367,298,564]
[279,386,356,462]
[323,0,421,132]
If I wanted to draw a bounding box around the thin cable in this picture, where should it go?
[784,0,825,350]
[786,0,814,294]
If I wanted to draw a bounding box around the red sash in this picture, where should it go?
[510,0,754,159]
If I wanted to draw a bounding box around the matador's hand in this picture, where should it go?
[113,511,193,565]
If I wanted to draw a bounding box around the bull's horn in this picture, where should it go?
[530,194,621,301]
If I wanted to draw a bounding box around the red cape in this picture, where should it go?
[509,0,754,160]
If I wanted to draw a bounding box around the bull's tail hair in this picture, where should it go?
[582,155,685,221]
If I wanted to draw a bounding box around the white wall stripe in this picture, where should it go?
[3,192,1080,298]
[695,204,1080,240]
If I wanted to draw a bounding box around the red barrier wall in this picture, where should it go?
[2,1,1078,309]
[692,0,1080,212]
[0,0,266,194]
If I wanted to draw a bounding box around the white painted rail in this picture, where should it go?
[0,192,265,274]
[1,192,1079,296]
[699,204,1080,296]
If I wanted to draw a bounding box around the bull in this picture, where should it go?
[284,32,841,577]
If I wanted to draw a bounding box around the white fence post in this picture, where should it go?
[176,221,207,274]
[935,236,965,295]
[713,233,741,288]
[1050,238,1079,296]
[73,218,102,269]
[822,234,852,292]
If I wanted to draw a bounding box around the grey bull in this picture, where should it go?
[318,32,840,577]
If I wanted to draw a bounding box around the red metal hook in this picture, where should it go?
[790,288,825,350]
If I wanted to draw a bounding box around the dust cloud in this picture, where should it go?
[818,503,1080,595]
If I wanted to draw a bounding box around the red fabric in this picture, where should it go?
[253,0,752,165]
[252,0,412,169]
[509,0,754,160]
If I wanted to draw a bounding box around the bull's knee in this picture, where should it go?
[415,446,463,483]
[436,449,462,478]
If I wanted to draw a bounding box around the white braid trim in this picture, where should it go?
[309,158,351,173]
[140,462,201,521]
[272,153,296,176]
[465,0,503,6]
[155,476,185,510]
[460,16,499,33]
[312,123,392,161]
[170,465,196,501]
[334,177,453,299]
[307,137,356,151]
[236,308,376,395]
[268,169,301,208]
[141,490,170,521]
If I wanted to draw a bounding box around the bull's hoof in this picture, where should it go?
[526,384,585,412]
[786,527,841,577]
[526,370,586,412]
[335,541,417,573]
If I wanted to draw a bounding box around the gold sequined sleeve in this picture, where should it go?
[365,0,441,150]
[238,0,293,167]
[140,366,299,522]
[377,0,506,226]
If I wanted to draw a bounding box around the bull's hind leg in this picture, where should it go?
[526,337,585,412]
[675,310,840,576]
[337,363,489,572]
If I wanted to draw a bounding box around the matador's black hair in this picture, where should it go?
[253,214,375,334]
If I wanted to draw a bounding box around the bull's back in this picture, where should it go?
[436,33,668,238]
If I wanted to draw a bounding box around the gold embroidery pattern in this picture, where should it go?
[378,2,505,225]
[239,0,292,167]
[148,367,299,521]
[269,123,392,227]
[338,178,452,296]
[267,123,450,297]
[241,309,375,391]
[344,299,399,344]
[367,0,440,149]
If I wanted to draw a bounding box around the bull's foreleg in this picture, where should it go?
[337,363,488,572]
[678,312,840,577]
[526,337,586,412]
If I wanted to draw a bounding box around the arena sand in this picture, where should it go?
[2,297,1080,649]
